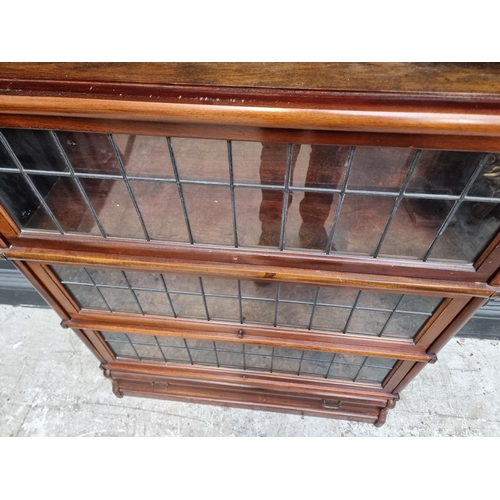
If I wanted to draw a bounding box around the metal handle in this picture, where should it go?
[151,381,170,389]
[321,399,342,409]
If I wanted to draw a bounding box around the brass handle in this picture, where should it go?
[321,399,342,409]
[151,381,170,389]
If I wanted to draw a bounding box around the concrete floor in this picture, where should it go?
[1,304,499,437]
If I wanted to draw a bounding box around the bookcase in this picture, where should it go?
[1,63,499,425]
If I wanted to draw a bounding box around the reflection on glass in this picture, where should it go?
[408,150,483,195]
[257,143,349,251]
[66,284,108,310]
[284,191,338,252]
[379,198,453,260]
[183,184,234,245]
[114,134,174,178]
[100,288,141,314]
[232,141,267,185]
[428,201,500,263]
[57,131,120,175]
[0,139,16,169]
[27,175,102,235]
[347,147,412,192]
[1,130,499,265]
[3,129,67,172]
[78,178,145,239]
[131,180,190,243]
[171,138,228,182]
[134,290,174,316]
[0,172,58,231]
[334,194,396,255]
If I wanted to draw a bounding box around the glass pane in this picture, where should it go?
[113,134,174,179]
[3,129,67,172]
[347,310,391,335]
[277,302,313,329]
[0,172,58,231]
[317,287,358,307]
[134,344,164,361]
[279,284,316,303]
[125,271,164,290]
[164,275,201,293]
[327,363,361,381]
[171,138,229,182]
[469,153,500,202]
[231,141,263,185]
[272,355,301,375]
[101,330,129,342]
[170,293,207,319]
[185,338,215,349]
[135,290,174,316]
[66,284,108,310]
[348,147,412,192]
[240,280,278,299]
[183,185,234,245]
[358,291,402,310]
[163,346,191,363]
[29,175,97,233]
[383,312,430,339]
[285,191,338,252]
[78,178,145,239]
[107,341,138,359]
[99,288,141,313]
[333,194,397,255]
[397,295,442,314]
[300,360,331,378]
[86,269,127,286]
[217,351,244,369]
[50,265,91,284]
[428,201,500,263]
[245,344,273,355]
[311,306,350,332]
[127,333,157,344]
[57,131,120,175]
[157,336,186,348]
[206,297,241,322]
[365,356,397,369]
[201,277,238,296]
[408,150,483,195]
[0,138,16,169]
[245,354,272,371]
[190,348,218,365]
[242,299,276,326]
[216,341,243,352]
[356,366,392,384]
[235,187,275,248]
[291,145,349,189]
[379,198,453,259]
[130,180,190,242]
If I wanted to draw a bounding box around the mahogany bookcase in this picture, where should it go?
[1,63,499,426]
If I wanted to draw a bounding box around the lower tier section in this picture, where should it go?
[101,361,397,426]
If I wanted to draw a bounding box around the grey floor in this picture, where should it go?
[1,304,499,437]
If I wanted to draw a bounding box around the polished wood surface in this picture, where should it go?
[3,246,494,297]
[1,63,500,94]
[2,94,500,137]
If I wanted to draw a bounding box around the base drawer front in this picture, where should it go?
[110,373,386,425]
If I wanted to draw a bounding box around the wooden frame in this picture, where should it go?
[1,63,499,426]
